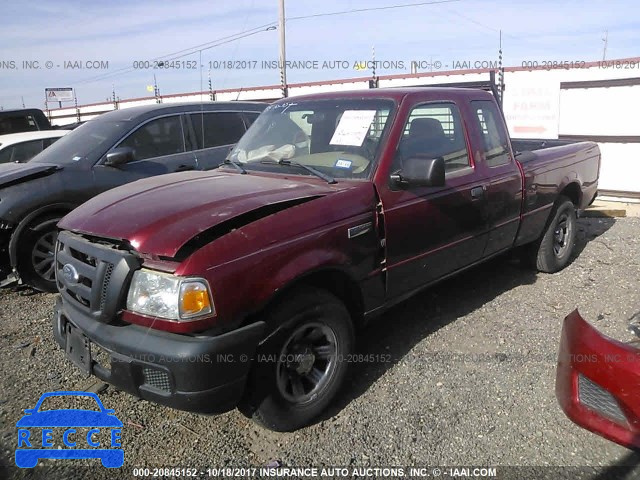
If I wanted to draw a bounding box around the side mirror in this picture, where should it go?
[104,147,134,167]
[391,156,445,187]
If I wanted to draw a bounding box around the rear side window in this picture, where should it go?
[190,112,246,149]
[243,112,261,128]
[11,139,44,162]
[42,137,61,148]
[472,100,510,167]
[119,115,185,161]
[0,145,12,163]
[397,103,470,173]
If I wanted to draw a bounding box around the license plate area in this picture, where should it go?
[65,323,91,375]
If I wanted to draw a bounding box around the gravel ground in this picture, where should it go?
[1,217,639,479]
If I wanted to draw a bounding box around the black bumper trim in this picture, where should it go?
[53,296,265,414]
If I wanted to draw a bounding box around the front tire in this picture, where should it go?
[531,196,577,273]
[17,215,62,292]
[239,287,354,431]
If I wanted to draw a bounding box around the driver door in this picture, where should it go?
[381,101,490,298]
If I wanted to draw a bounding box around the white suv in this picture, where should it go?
[0,130,70,163]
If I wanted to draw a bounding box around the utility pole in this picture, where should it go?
[498,30,504,107]
[74,94,81,122]
[279,0,288,98]
[112,84,119,110]
[602,30,608,61]
[369,45,379,89]
[153,74,161,103]
[208,69,216,101]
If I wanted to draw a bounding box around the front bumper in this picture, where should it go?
[556,310,640,450]
[53,296,265,414]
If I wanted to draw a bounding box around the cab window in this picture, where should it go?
[395,103,470,174]
[472,100,511,167]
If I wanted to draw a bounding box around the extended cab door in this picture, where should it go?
[94,114,197,189]
[468,100,523,257]
[380,101,490,298]
[188,111,249,170]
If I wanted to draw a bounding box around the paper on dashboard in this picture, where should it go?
[329,110,376,147]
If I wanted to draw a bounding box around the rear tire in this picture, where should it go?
[16,214,62,292]
[530,196,577,273]
[239,287,354,431]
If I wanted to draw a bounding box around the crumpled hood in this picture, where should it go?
[60,171,343,258]
[0,162,60,188]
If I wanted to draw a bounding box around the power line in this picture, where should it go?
[288,0,460,21]
[74,23,278,85]
[74,0,461,86]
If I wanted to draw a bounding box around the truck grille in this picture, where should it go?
[56,231,141,323]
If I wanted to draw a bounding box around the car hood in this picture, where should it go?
[0,162,60,188]
[60,171,347,258]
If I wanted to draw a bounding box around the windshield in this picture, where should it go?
[228,99,395,180]
[31,119,128,165]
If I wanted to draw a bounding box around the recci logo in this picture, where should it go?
[15,391,123,468]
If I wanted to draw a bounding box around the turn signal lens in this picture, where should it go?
[179,281,213,318]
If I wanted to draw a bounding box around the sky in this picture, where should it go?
[1,0,639,109]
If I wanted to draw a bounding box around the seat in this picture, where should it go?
[399,117,451,160]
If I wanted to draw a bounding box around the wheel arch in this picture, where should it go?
[8,203,76,267]
[247,266,365,335]
[559,181,581,208]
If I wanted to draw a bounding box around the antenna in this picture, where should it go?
[21,96,25,108]
[602,30,608,61]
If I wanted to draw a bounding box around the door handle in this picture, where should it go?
[176,164,195,172]
[470,186,485,199]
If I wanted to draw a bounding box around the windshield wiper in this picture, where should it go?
[222,157,247,174]
[260,159,336,184]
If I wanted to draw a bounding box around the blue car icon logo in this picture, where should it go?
[15,391,123,468]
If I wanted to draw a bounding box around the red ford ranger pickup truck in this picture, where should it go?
[51,87,600,431]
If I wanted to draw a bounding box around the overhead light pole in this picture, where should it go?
[279,0,288,97]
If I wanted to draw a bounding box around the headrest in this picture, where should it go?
[409,117,445,139]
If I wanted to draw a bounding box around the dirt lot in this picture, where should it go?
[1,217,639,479]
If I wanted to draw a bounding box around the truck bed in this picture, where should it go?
[514,141,600,247]
[511,138,578,153]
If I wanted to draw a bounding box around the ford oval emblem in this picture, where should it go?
[62,264,80,283]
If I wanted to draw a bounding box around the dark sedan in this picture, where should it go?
[0,101,267,291]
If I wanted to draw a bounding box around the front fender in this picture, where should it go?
[270,249,352,294]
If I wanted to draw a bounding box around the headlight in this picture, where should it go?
[126,269,214,321]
